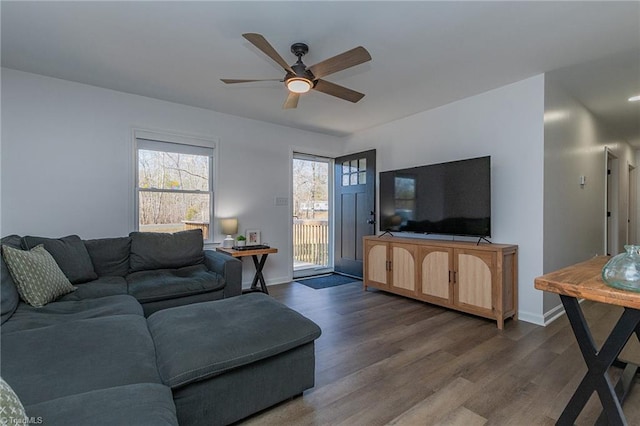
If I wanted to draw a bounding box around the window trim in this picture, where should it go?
[132,128,218,244]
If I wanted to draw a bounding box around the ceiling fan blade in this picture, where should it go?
[313,79,365,103]
[243,33,295,74]
[221,78,282,84]
[308,46,371,80]
[283,92,300,109]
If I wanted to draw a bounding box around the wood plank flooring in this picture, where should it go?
[240,281,640,425]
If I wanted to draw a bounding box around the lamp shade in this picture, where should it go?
[220,218,238,235]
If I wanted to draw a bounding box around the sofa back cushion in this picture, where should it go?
[1,235,22,325]
[129,230,204,273]
[22,235,97,284]
[84,237,131,277]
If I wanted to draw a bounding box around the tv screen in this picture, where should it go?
[379,156,491,237]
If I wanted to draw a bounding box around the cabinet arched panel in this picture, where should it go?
[421,250,450,300]
[457,253,493,310]
[366,243,388,287]
[392,246,415,291]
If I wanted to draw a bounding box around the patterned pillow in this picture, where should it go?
[0,377,28,425]
[1,244,76,307]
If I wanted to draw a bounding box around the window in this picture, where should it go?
[341,157,366,186]
[135,134,215,241]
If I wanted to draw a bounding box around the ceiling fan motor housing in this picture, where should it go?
[290,43,309,57]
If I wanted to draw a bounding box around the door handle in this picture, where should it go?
[367,219,376,225]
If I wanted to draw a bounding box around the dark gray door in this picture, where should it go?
[334,150,376,277]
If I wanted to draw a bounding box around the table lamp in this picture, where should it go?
[220,218,238,248]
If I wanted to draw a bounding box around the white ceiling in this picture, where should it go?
[2,1,639,144]
[547,48,640,147]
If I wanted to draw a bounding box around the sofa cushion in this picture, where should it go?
[1,315,161,406]
[84,237,131,277]
[1,244,76,307]
[0,377,28,426]
[1,235,22,324]
[148,293,322,388]
[129,230,204,272]
[57,276,128,301]
[22,235,97,284]
[126,264,224,303]
[0,295,143,334]
[25,383,178,426]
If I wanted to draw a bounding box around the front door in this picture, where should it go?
[334,150,376,277]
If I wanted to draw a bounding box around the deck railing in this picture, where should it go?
[293,219,329,267]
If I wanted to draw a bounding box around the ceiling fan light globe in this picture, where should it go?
[286,78,312,94]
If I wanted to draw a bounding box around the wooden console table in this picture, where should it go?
[216,246,278,294]
[535,256,640,425]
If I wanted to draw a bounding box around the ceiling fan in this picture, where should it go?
[221,33,371,109]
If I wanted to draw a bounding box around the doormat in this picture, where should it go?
[296,273,361,290]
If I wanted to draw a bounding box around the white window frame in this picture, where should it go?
[133,129,217,244]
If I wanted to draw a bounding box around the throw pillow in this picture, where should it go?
[22,235,98,284]
[1,244,76,307]
[0,377,28,426]
[129,229,204,272]
[83,236,131,277]
[0,235,22,325]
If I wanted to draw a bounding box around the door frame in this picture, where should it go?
[628,163,637,245]
[290,150,335,279]
[605,148,620,255]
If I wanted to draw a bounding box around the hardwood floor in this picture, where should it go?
[241,281,640,425]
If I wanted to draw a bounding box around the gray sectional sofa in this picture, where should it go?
[0,230,322,425]
[15,230,243,315]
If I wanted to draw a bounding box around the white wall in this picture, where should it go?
[1,69,344,287]
[543,80,636,316]
[343,75,546,324]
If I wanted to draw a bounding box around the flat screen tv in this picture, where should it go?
[379,156,491,238]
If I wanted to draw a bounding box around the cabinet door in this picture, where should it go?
[364,240,389,289]
[419,246,452,304]
[390,243,418,296]
[454,249,495,315]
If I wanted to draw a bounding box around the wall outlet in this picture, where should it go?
[275,197,288,206]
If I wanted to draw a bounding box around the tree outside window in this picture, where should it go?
[136,139,214,240]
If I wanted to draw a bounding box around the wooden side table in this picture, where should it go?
[535,256,640,425]
[216,246,278,294]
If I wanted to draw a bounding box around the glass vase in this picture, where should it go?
[602,245,640,292]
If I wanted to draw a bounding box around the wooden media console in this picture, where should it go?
[363,235,518,329]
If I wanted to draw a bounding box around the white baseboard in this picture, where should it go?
[544,304,564,325]
[517,304,568,327]
[516,310,545,326]
[542,303,567,325]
